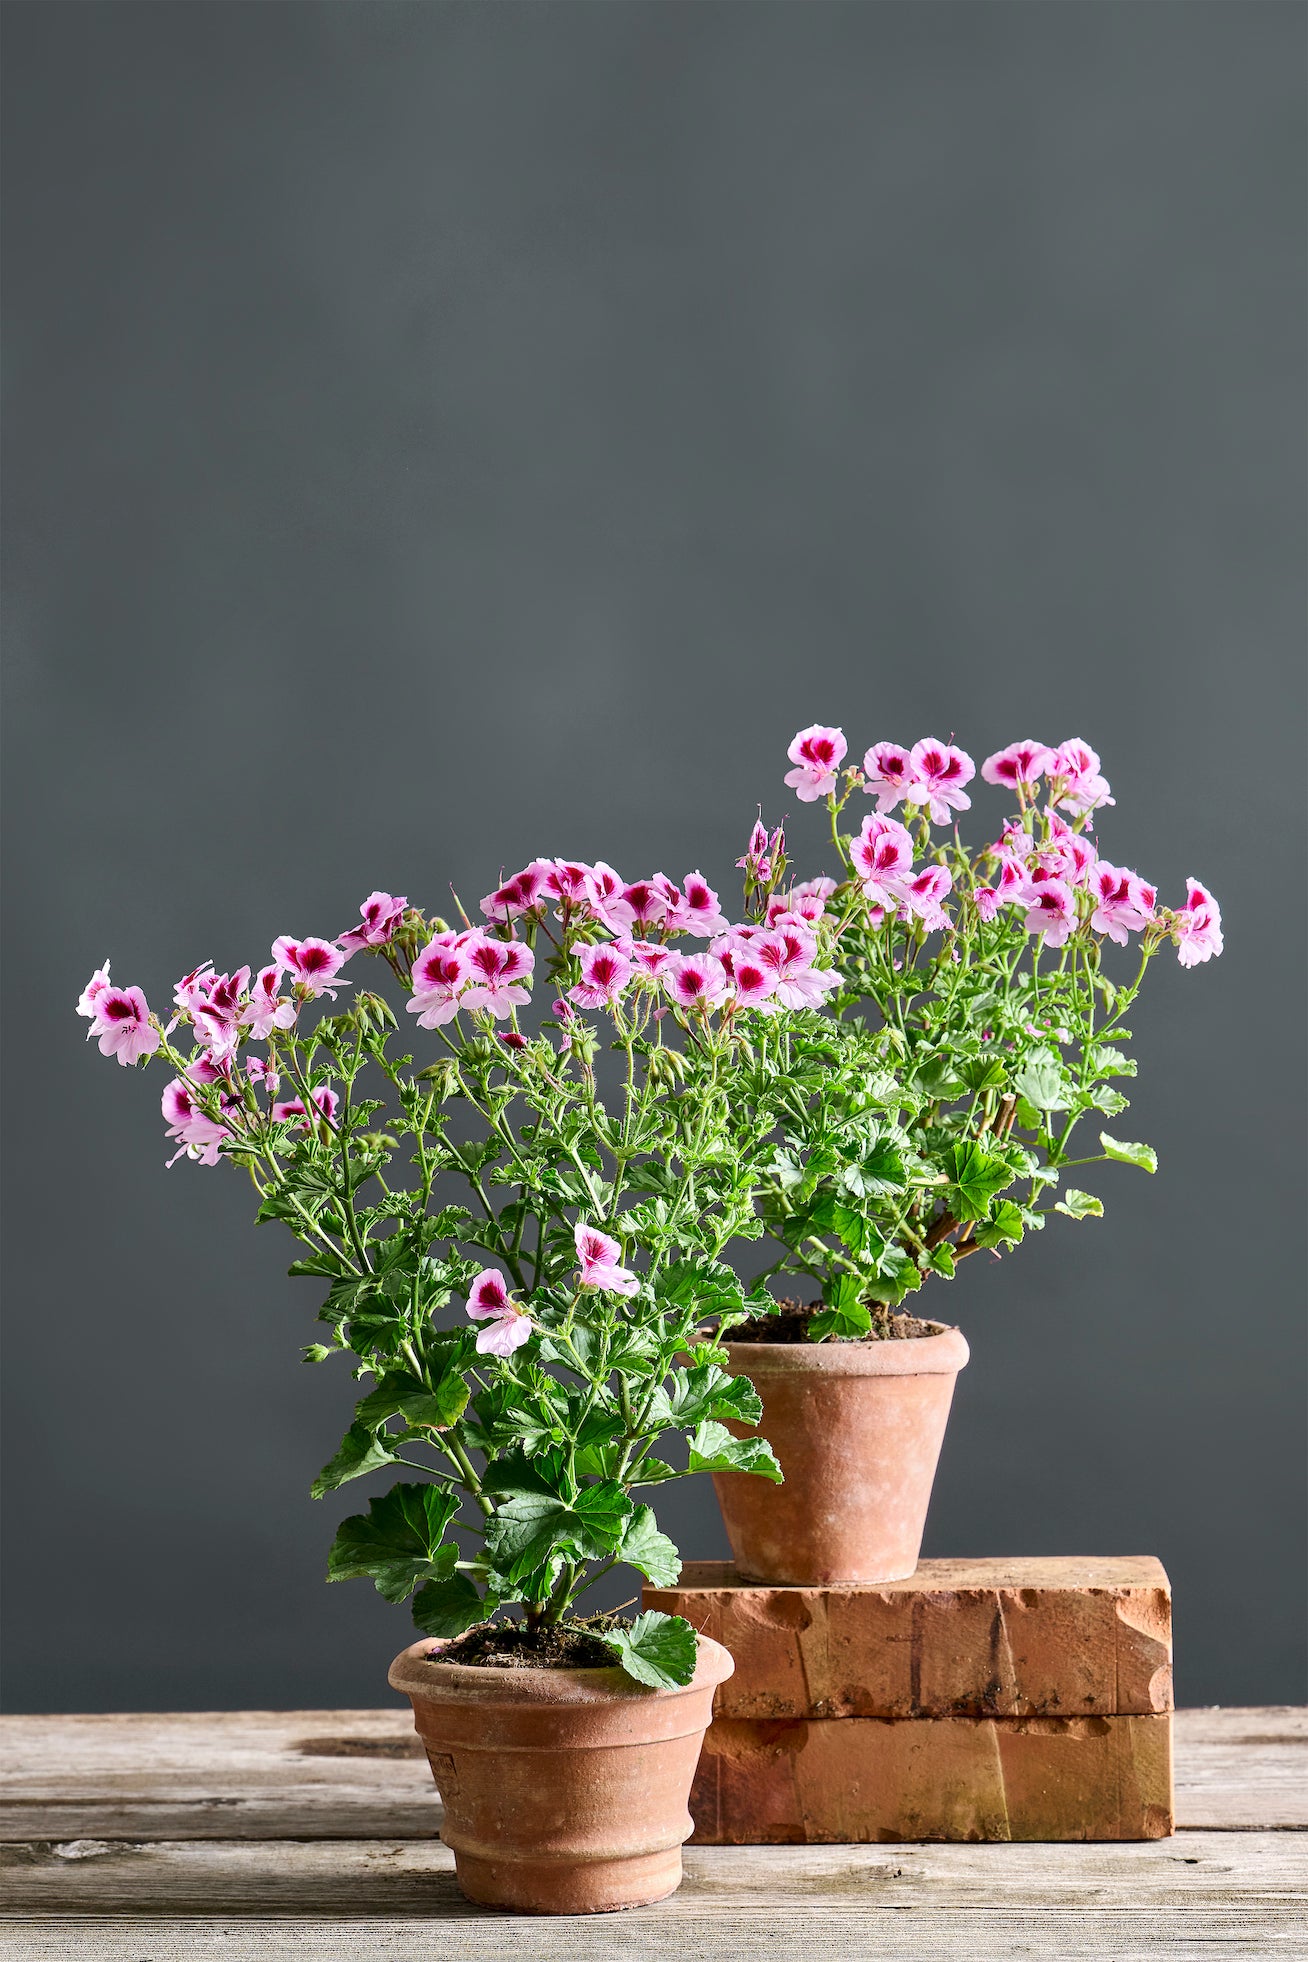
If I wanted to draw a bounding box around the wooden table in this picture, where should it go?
[1,1706,1304,1957]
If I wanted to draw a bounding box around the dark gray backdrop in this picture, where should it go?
[3,1,1304,1713]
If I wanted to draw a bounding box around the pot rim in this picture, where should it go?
[388,1629,734,1706]
[723,1321,969,1377]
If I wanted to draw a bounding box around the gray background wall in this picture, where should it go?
[3,0,1304,1713]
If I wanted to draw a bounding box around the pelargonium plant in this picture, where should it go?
[77,863,837,1687]
[727,728,1223,1339]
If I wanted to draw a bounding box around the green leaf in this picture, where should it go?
[925,1243,956,1278]
[411,1571,486,1638]
[666,1365,763,1430]
[327,1483,460,1603]
[956,1055,1008,1093]
[654,1257,745,1319]
[945,1142,1015,1221]
[1099,1133,1157,1173]
[1055,1188,1105,1220]
[1013,1053,1068,1113]
[485,1482,632,1583]
[687,1421,783,1483]
[311,1422,398,1499]
[603,1611,699,1690]
[615,1506,682,1587]
[840,1140,908,1198]
[974,1199,1025,1249]
[355,1366,469,1433]
[913,1055,966,1101]
[808,1302,873,1340]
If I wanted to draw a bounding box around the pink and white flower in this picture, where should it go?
[542,860,594,911]
[665,871,730,937]
[76,962,113,1018]
[905,739,975,824]
[1171,879,1223,967]
[1089,863,1155,945]
[974,887,1001,922]
[861,742,914,814]
[1022,878,1077,947]
[574,1221,640,1296]
[1043,815,1098,886]
[1049,739,1114,817]
[407,937,471,1027]
[339,892,408,952]
[272,937,350,1000]
[161,1078,230,1167]
[91,986,162,1066]
[737,820,784,885]
[753,925,840,1008]
[663,952,729,1011]
[852,814,914,906]
[460,933,535,1019]
[728,951,779,1010]
[981,741,1055,794]
[603,878,669,934]
[465,1268,534,1357]
[898,865,954,932]
[242,965,297,1039]
[173,963,217,1015]
[245,1054,280,1095]
[581,861,627,928]
[190,967,251,1058]
[769,876,837,927]
[480,861,552,923]
[569,942,633,1010]
[784,725,847,802]
[618,937,675,977]
[272,1085,339,1130]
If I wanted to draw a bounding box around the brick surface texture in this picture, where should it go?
[644,1557,1174,1843]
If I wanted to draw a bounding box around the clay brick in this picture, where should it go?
[644,1557,1172,1721]
[690,1710,1174,1843]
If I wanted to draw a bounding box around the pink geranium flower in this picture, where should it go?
[604,878,669,933]
[569,943,633,1009]
[574,1221,640,1296]
[974,887,1001,922]
[851,814,914,906]
[542,860,594,911]
[1022,878,1077,947]
[481,861,552,923]
[76,962,113,1019]
[173,963,217,1015]
[1043,815,1098,886]
[729,952,779,1010]
[242,965,297,1040]
[190,967,251,1058]
[861,742,914,814]
[981,741,1056,793]
[665,871,730,937]
[898,865,954,932]
[618,937,675,977]
[407,937,471,1028]
[1050,739,1114,817]
[581,861,627,928]
[339,892,408,952]
[273,1085,339,1130]
[161,1078,230,1168]
[737,820,783,884]
[1171,879,1223,967]
[784,725,847,802]
[91,986,162,1066]
[245,1054,279,1095]
[663,952,729,1010]
[460,933,535,1019]
[1089,863,1154,945]
[904,739,976,824]
[753,926,840,1008]
[465,1268,534,1357]
[769,876,838,928]
[272,937,350,1000]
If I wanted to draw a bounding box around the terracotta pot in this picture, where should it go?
[389,1631,734,1913]
[713,1323,969,1585]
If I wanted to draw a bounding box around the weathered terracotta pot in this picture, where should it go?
[389,1632,734,1913]
[713,1323,969,1585]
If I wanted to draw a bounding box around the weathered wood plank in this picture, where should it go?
[0,1830,1303,1918]
[1,1909,1304,1962]
[0,1707,1302,1842]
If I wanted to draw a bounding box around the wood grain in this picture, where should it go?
[0,1705,1302,1958]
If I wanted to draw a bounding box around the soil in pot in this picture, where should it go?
[389,1629,734,1914]
[729,1298,941,1343]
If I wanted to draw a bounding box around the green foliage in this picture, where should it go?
[601,1610,700,1689]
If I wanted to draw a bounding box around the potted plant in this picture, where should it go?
[76,857,833,1912]
[707,728,1223,1585]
